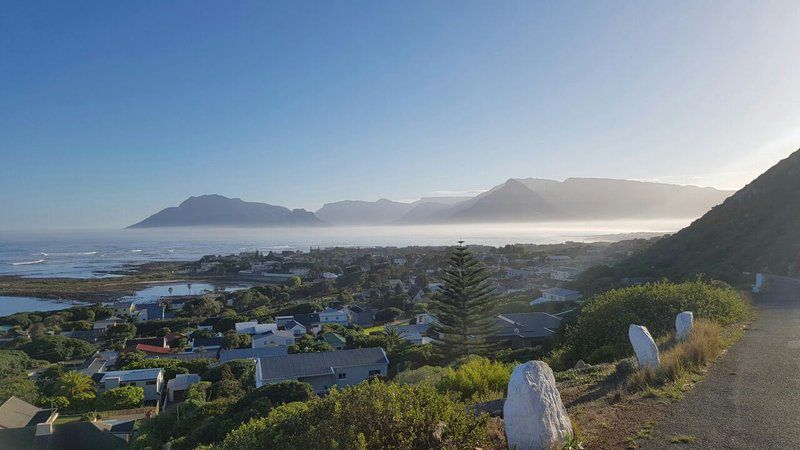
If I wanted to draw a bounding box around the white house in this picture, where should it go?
[93,368,164,402]
[166,373,201,403]
[318,308,348,325]
[531,287,583,305]
[551,267,580,282]
[93,317,122,332]
[252,330,296,348]
[234,321,278,335]
[415,313,438,325]
[283,320,307,337]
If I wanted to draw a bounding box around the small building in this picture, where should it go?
[318,308,348,325]
[385,324,431,345]
[93,368,164,402]
[415,313,437,325]
[275,316,295,328]
[93,316,122,332]
[110,301,136,317]
[531,288,583,305]
[219,346,288,364]
[167,373,201,403]
[189,337,225,352]
[346,305,375,327]
[0,396,57,430]
[252,330,295,348]
[283,320,307,337]
[127,344,172,357]
[125,337,168,349]
[234,321,278,335]
[135,304,167,322]
[254,347,389,393]
[321,332,347,350]
[551,267,580,282]
[492,313,563,349]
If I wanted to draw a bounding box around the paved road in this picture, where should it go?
[647,276,800,449]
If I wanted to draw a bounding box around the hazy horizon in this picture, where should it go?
[3,1,800,229]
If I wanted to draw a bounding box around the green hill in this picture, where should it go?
[620,149,800,282]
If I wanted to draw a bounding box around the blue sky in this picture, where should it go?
[2,1,800,230]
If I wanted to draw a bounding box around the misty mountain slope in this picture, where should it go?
[621,149,800,280]
[128,195,325,228]
[447,179,559,222]
[315,199,413,225]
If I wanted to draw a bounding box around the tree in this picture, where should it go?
[428,242,500,361]
[100,386,144,410]
[20,336,96,363]
[285,276,302,289]
[105,323,137,341]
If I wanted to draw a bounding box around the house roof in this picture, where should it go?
[283,320,305,330]
[0,422,128,450]
[495,313,563,339]
[133,344,172,354]
[95,368,163,383]
[322,333,346,345]
[258,347,388,382]
[78,357,108,375]
[542,287,582,297]
[386,324,429,337]
[191,337,225,347]
[125,337,167,348]
[219,346,288,363]
[253,330,295,339]
[290,313,319,327]
[167,373,201,391]
[0,396,54,429]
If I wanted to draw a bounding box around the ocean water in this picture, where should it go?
[0,296,87,316]
[0,220,689,279]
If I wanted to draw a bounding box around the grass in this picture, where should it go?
[362,324,385,334]
[627,319,727,393]
[669,434,697,444]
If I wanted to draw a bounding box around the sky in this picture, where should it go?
[2,0,800,230]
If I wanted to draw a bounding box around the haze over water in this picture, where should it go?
[0,219,690,278]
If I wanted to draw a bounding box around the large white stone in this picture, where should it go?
[676,311,694,341]
[503,361,572,450]
[628,325,660,369]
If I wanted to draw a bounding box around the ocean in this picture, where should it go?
[0,220,689,279]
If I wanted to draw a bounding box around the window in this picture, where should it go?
[146,380,156,385]
[338,372,347,380]
[368,370,381,377]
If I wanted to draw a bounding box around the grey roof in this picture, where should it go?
[386,324,429,336]
[543,287,582,296]
[79,357,107,375]
[191,337,224,347]
[495,312,563,339]
[258,347,388,382]
[96,368,163,383]
[283,319,305,330]
[219,346,288,363]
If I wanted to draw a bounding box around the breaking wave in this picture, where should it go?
[12,259,45,266]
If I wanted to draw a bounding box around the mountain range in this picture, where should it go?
[128,178,734,228]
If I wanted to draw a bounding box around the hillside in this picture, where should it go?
[620,149,800,280]
[128,195,325,228]
[316,199,413,225]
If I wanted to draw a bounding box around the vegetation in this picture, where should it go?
[20,335,96,362]
[435,356,511,402]
[214,381,489,450]
[428,242,500,361]
[556,280,747,367]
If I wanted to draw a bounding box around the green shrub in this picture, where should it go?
[561,280,747,366]
[99,386,144,410]
[216,381,488,450]
[20,336,95,362]
[435,356,511,401]
[394,365,448,386]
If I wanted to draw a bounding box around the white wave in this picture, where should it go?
[82,252,98,255]
[36,252,48,256]
[130,249,143,253]
[12,259,45,266]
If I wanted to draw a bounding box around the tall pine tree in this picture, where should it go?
[429,241,500,361]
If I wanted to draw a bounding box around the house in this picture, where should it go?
[219,346,288,364]
[551,267,580,282]
[283,320,307,337]
[127,344,172,357]
[289,313,320,329]
[546,255,571,267]
[0,396,57,431]
[93,316,122,332]
[79,355,108,376]
[93,368,164,402]
[234,321,278,335]
[492,312,563,349]
[0,422,127,449]
[254,347,389,393]
[197,317,221,331]
[505,268,535,279]
[167,373,201,403]
[321,332,347,350]
[427,283,443,293]
[172,350,219,361]
[415,313,438,325]
[392,257,407,266]
[136,304,167,322]
[125,337,167,349]
[407,286,425,304]
[189,337,225,351]
[321,272,339,280]
[385,324,431,345]
[318,308,348,325]
[346,305,375,327]
[110,301,136,316]
[531,288,583,305]
[275,316,295,328]
[252,330,295,348]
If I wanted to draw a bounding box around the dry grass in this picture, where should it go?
[628,319,724,392]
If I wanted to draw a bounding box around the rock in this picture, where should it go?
[574,359,588,370]
[504,361,572,450]
[676,311,694,341]
[628,325,660,369]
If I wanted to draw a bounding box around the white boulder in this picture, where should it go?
[675,311,694,341]
[628,325,660,369]
[503,361,572,450]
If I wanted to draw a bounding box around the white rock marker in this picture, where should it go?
[675,311,694,341]
[628,325,660,369]
[503,361,572,450]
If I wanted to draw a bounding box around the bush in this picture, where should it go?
[375,307,403,322]
[614,358,638,383]
[435,356,512,402]
[100,386,145,410]
[20,336,96,362]
[561,280,747,366]
[217,381,489,450]
[394,365,448,386]
[0,350,43,379]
